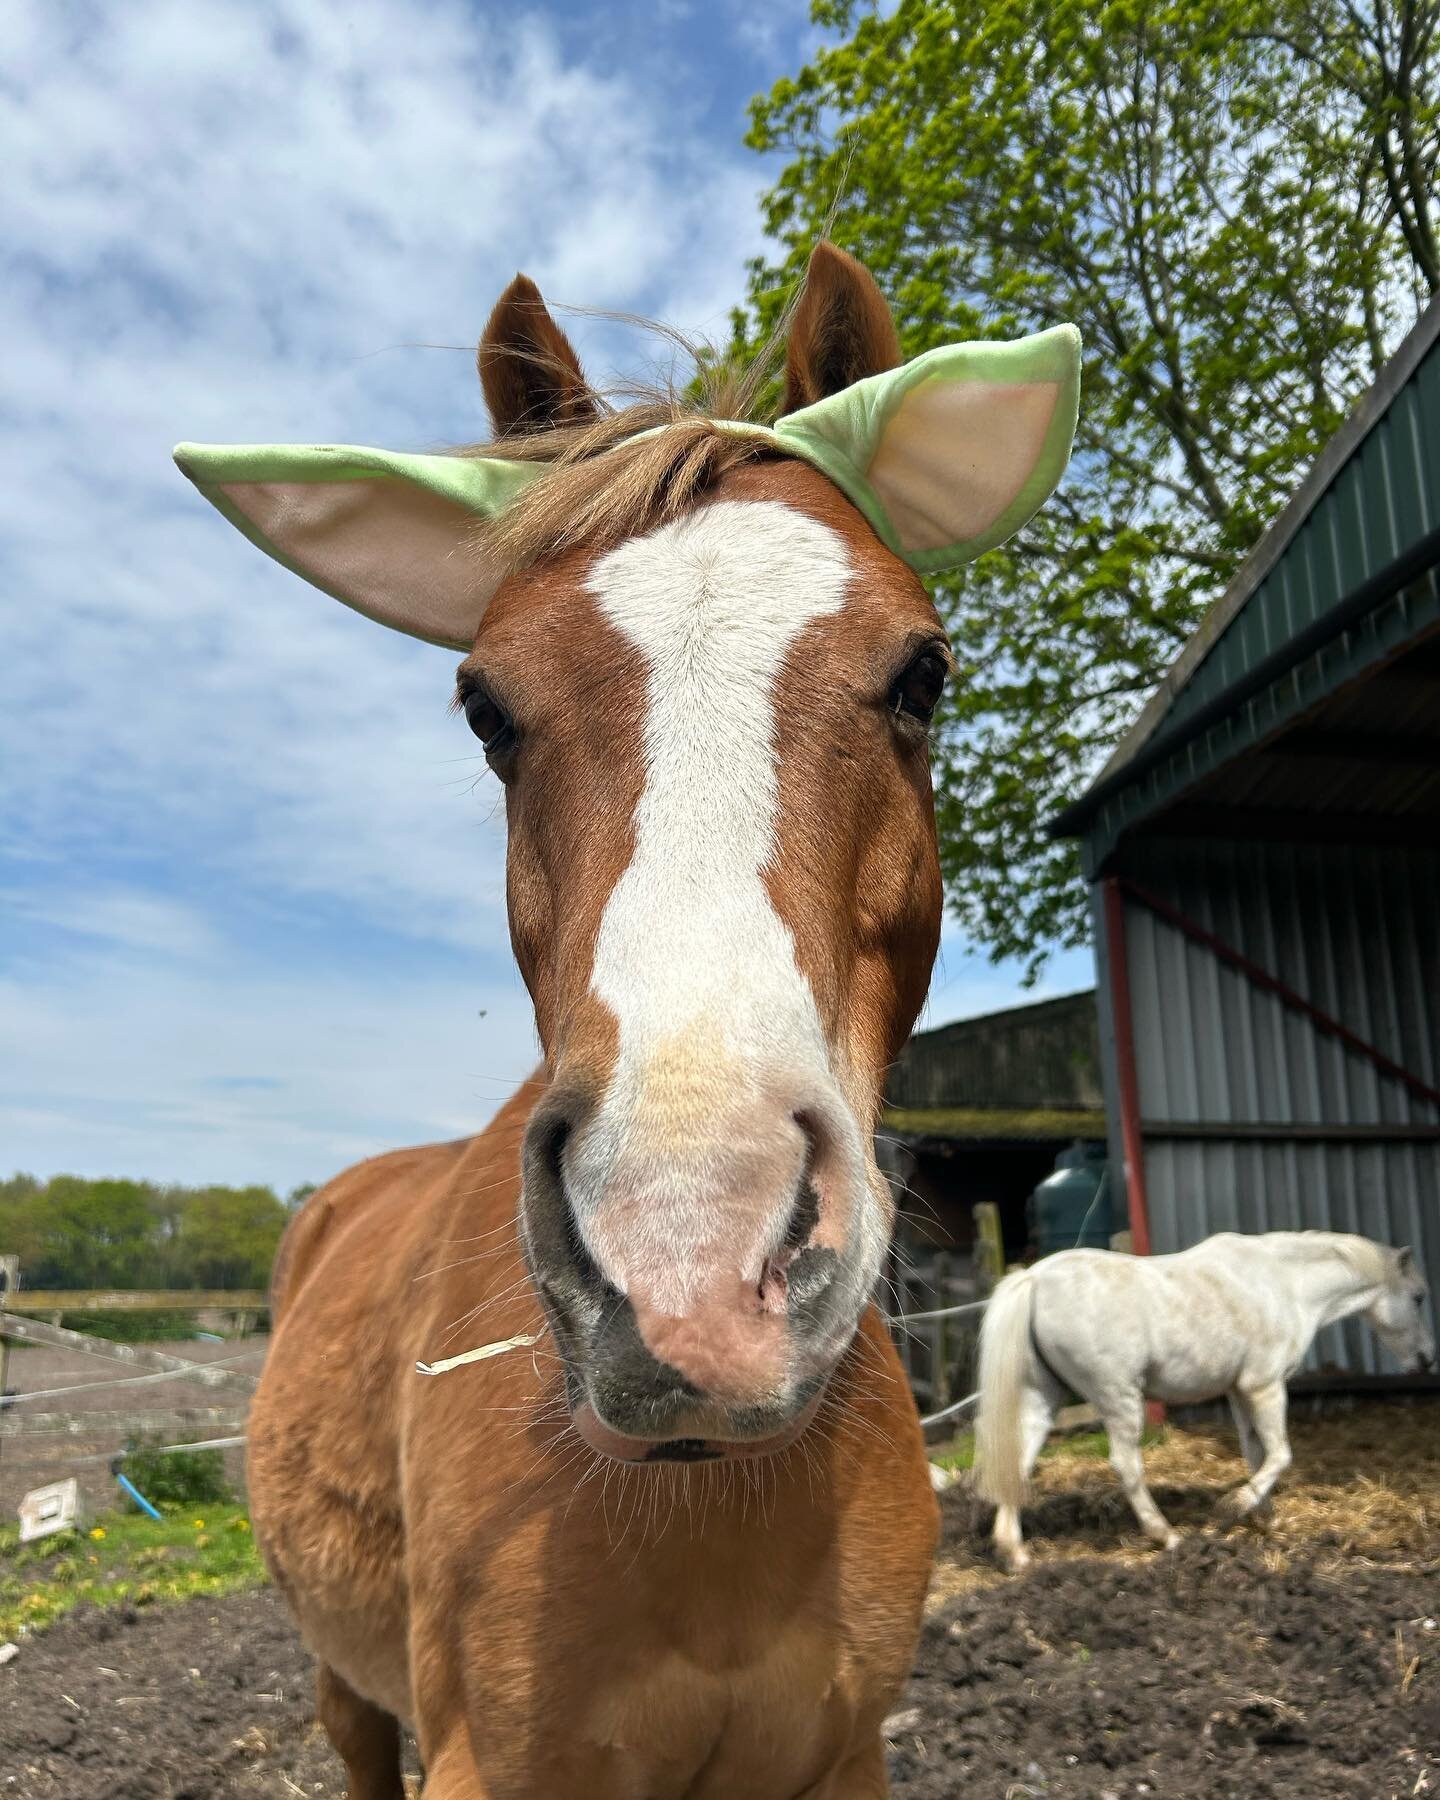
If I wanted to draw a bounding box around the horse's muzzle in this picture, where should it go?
[519,1081,869,1460]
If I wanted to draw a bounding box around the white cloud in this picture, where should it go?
[1,0,778,1183]
[6,888,222,961]
[1,935,541,1189]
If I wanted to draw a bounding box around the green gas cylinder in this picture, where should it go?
[1027,1141,1111,1255]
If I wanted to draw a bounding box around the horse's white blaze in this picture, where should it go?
[564,500,869,1314]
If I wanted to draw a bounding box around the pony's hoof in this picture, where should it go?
[1218,1487,1255,1521]
[999,1548,1030,1574]
[1161,1530,1181,1551]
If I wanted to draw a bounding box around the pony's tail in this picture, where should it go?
[974,1268,1036,1511]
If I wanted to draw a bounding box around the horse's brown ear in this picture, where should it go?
[781,242,902,416]
[478,274,598,438]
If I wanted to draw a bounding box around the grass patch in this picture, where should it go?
[0,1503,266,1639]
[932,1423,1165,1473]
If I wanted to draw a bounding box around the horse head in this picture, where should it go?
[1369,1244,1435,1374]
[177,243,1079,1461]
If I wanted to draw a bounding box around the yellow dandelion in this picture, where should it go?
[89,1527,107,1540]
[192,1519,205,1529]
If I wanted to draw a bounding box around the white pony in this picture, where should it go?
[975,1231,1433,1570]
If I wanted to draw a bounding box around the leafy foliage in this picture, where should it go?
[122,1432,234,1510]
[0,1172,289,1291]
[742,0,1440,971]
[58,1310,199,1343]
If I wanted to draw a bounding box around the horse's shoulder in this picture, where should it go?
[268,1138,468,1317]
[270,1078,544,1316]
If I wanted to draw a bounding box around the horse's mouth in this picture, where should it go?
[567,1389,825,1465]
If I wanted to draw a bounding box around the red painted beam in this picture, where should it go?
[1120,878,1440,1112]
[1102,878,1153,1259]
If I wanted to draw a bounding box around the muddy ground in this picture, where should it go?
[2,1408,1436,1797]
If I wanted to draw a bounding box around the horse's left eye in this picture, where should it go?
[890,648,948,724]
[463,687,512,752]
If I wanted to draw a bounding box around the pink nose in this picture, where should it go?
[629,1281,790,1403]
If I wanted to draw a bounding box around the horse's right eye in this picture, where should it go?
[463,687,513,752]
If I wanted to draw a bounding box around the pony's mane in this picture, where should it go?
[460,316,792,576]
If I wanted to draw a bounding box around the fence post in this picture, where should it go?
[931,1251,951,1412]
[0,1256,17,1393]
[0,1256,18,1481]
[972,1203,1003,1298]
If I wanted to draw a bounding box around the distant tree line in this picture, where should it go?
[0,1173,311,1291]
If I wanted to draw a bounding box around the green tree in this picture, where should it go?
[20,1176,157,1288]
[175,1185,288,1289]
[0,1173,289,1290]
[743,0,1439,971]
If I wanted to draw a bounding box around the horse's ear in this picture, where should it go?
[173,443,545,650]
[773,317,1081,573]
[478,274,599,438]
[781,242,901,416]
[1397,1245,1416,1274]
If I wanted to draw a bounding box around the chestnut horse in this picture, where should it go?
[184,244,1079,1797]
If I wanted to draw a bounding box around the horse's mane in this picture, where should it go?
[1263,1230,1391,1285]
[458,311,794,578]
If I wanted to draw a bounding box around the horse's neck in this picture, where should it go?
[1274,1235,1384,1330]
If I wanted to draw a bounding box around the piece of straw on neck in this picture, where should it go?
[416,1329,543,1377]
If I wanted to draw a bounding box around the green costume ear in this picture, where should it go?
[771,323,1081,574]
[172,442,545,651]
[175,324,1079,648]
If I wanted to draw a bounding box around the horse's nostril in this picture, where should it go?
[543,1118,570,1184]
[782,1179,821,1253]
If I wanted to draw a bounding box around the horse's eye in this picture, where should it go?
[463,687,513,752]
[890,648,948,724]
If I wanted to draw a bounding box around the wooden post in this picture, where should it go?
[932,1252,951,1412]
[972,1203,1003,1297]
[0,1256,18,1481]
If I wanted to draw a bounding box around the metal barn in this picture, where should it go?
[1051,292,1440,1384]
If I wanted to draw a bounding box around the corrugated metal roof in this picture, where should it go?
[1147,632,1440,841]
[1054,290,1440,866]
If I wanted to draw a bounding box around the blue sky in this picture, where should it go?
[2,0,1092,1192]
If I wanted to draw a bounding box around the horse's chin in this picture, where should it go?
[568,1390,825,1465]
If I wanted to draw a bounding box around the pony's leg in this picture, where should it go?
[1227,1391,1263,1474]
[991,1379,1059,1571]
[315,1663,406,1800]
[1100,1394,1179,1550]
[1225,1381,1292,1515]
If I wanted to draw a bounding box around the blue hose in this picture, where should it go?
[116,1470,162,1520]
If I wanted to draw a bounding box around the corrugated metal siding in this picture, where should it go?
[1079,320,1440,872]
[1115,839,1440,1376]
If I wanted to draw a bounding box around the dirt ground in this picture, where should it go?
[1,1405,1435,1797]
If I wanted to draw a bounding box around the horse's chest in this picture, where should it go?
[573,1612,858,1794]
